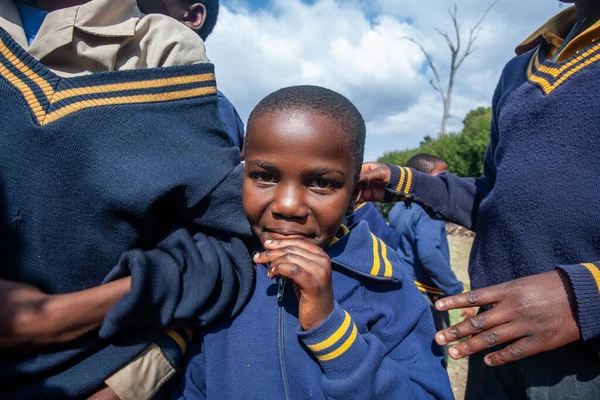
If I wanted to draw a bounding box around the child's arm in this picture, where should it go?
[98,166,254,338]
[434,264,598,366]
[0,277,130,349]
[256,239,453,399]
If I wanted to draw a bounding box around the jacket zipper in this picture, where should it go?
[277,278,291,400]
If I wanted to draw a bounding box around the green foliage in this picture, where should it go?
[378,107,492,177]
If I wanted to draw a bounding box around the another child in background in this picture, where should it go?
[137,0,245,151]
[171,85,454,399]
[388,154,470,361]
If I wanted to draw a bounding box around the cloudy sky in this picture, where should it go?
[207,0,563,160]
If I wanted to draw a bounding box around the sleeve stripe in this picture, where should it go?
[581,263,600,291]
[316,324,358,361]
[166,329,187,353]
[306,311,352,352]
[403,167,413,193]
[369,233,381,276]
[415,281,445,295]
[395,167,406,192]
[379,238,393,278]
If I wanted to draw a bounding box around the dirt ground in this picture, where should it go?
[446,233,474,400]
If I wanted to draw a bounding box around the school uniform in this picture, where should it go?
[172,221,454,400]
[0,1,253,398]
[382,6,600,398]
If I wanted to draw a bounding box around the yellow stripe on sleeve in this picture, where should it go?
[51,73,215,103]
[369,233,381,276]
[395,167,406,193]
[403,167,413,194]
[581,263,600,291]
[379,238,393,278]
[306,311,352,352]
[316,324,358,361]
[167,329,187,353]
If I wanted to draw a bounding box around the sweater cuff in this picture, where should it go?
[383,164,415,202]
[556,263,600,341]
[298,303,368,379]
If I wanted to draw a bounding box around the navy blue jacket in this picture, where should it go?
[349,203,463,298]
[216,90,244,152]
[388,203,463,298]
[171,221,453,400]
[0,29,253,398]
[383,39,600,341]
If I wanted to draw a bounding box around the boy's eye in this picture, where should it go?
[309,178,340,190]
[249,171,276,184]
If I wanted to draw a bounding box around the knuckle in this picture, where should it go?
[284,253,296,262]
[482,331,500,347]
[506,345,524,360]
[469,315,486,331]
[461,340,474,354]
[466,291,480,304]
[288,263,301,276]
[448,327,461,340]
[284,245,296,252]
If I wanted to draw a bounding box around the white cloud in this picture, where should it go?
[209,0,561,158]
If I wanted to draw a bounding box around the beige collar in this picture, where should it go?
[0,0,143,60]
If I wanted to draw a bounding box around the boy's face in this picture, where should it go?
[243,110,360,248]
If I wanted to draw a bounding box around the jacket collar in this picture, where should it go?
[327,221,403,283]
[0,0,143,61]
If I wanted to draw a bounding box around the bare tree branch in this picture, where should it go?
[402,37,446,100]
[457,0,500,68]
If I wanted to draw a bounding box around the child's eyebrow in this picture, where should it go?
[247,160,278,170]
[310,168,345,177]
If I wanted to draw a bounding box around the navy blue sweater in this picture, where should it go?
[216,90,244,152]
[171,222,453,400]
[383,39,600,341]
[0,29,253,398]
[345,202,398,248]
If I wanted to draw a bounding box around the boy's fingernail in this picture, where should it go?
[485,357,493,366]
[265,240,272,245]
[437,333,445,343]
[253,253,260,260]
[436,300,444,308]
[449,347,459,358]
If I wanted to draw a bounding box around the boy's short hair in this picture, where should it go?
[246,85,366,181]
[195,0,219,40]
[406,153,447,174]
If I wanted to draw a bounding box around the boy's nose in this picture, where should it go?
[271,185,308,219]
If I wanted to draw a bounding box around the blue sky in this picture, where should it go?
[208,0,560,160]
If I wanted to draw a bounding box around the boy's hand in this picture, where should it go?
[434,270,580,366]
[360,162,392,203]
[254,239,335,331]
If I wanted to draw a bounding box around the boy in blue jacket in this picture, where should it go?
[172,85,453,399]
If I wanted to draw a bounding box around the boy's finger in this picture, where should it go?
[484,337,537,367]
[270,262,320,292]
[435,286,502,310]
[263,239,323,253]
[436,308,506,345]
[446,323,523,359]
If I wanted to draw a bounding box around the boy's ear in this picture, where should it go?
[182,3,207,32]
[346,175,367,216]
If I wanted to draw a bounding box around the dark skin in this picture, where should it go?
[136,0,208,33]
[359,162,581,366]
[244,110,363,330]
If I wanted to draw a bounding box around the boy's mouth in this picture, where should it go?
[263,228,314,241]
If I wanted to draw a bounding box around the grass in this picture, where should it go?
[446,233,474,400]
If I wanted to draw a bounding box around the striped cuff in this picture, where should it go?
[383,164,415,202]
[556,263,600,341]
[298,303,368,378]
